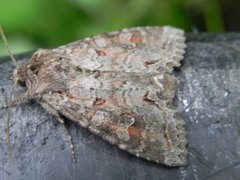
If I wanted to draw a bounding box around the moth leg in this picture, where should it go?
[0,88,6,109]
[39,101,77,163]
[60,119,77,163]
[1,92,29,109]
[6,91,30,157]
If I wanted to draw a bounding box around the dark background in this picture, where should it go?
[1,0,240,55]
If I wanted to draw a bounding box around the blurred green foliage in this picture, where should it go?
[0,0,233,56]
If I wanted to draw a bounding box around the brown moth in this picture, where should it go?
[6,26,187,166]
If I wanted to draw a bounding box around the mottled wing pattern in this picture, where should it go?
[53,26,185,73]
[37,26,187,166]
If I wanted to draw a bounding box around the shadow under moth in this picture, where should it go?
[1,26,187,167]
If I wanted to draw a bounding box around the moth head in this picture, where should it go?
[11,51,43,88]
[16,50,70,95]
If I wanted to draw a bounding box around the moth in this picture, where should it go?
[2,26,187,167]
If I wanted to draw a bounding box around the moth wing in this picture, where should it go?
[52,26,186,74]
[42,69,187,166]
[39,26,187,166]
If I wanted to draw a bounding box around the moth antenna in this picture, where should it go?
[0,25,18,67]
[0,25,19,157]
[6,80,17,157]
